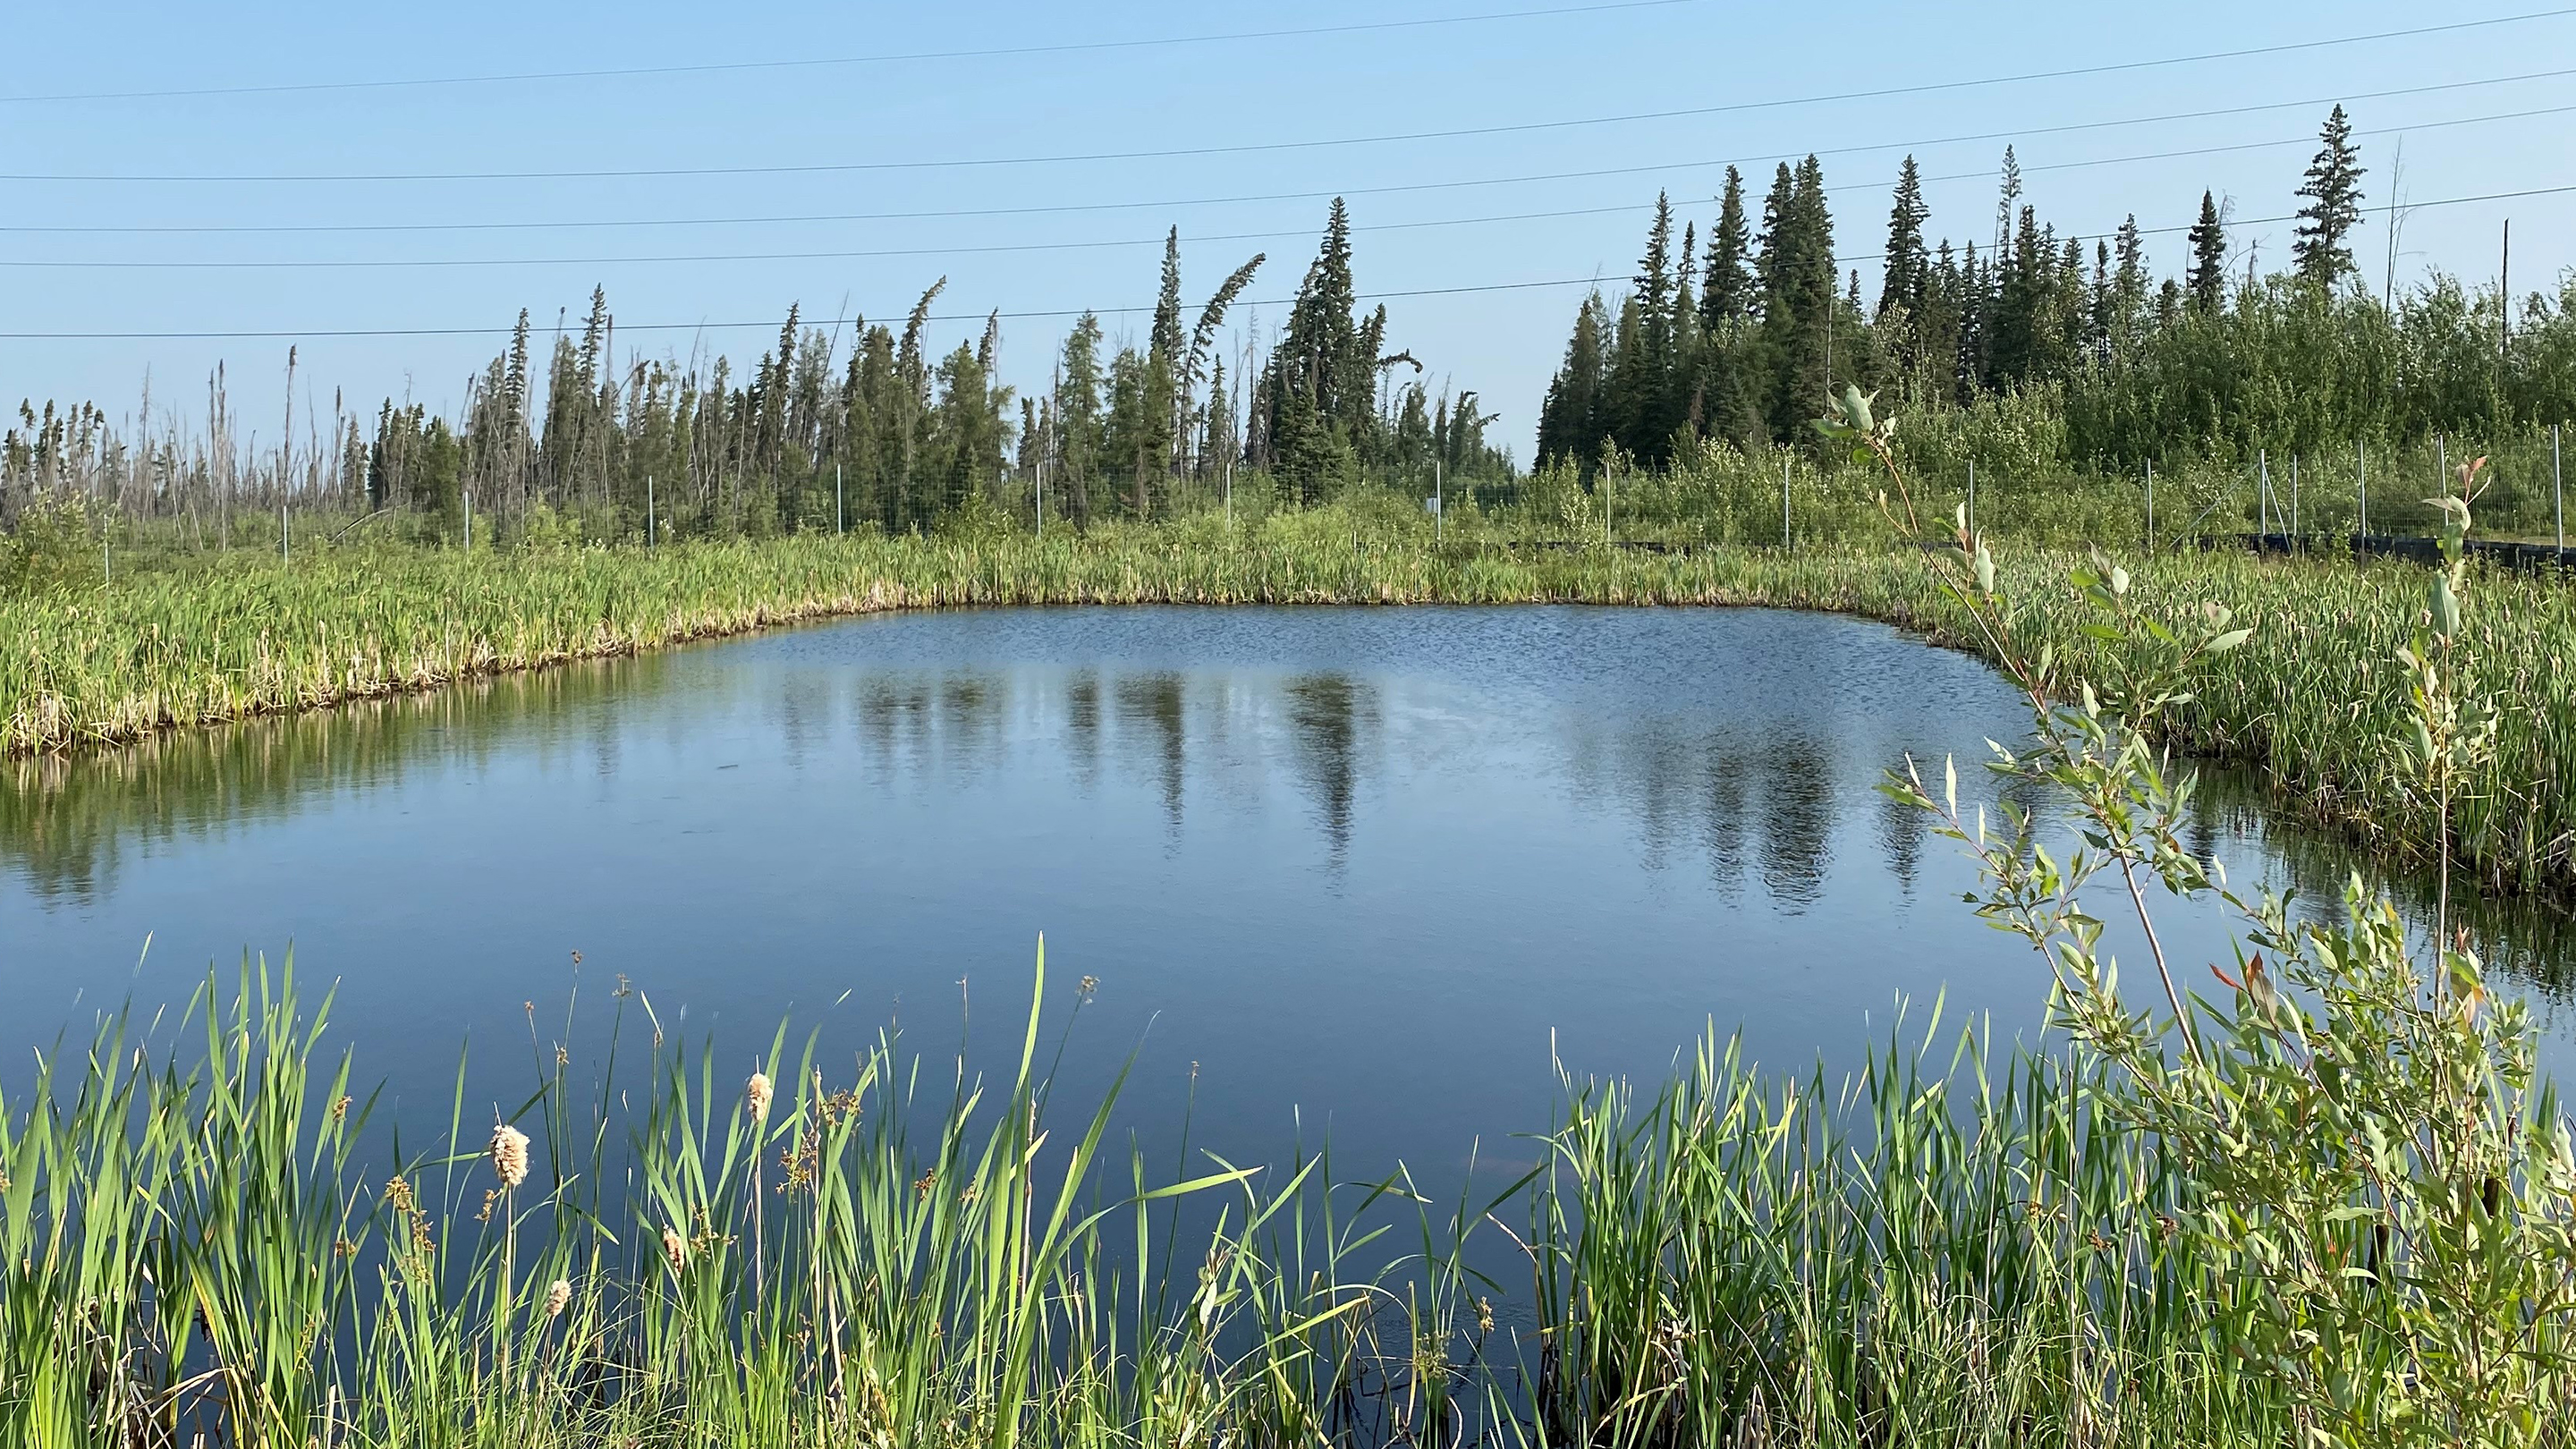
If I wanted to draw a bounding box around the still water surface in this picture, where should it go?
[4,606,2569,1176]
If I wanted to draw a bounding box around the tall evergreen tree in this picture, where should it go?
[2110,215,2148,352]
[1700,166,1754,326]
[1753,163,1797,321]
[1994,147,2022,252]
[1916,240,1966,403]
[1756,157,1838,433]
[1991,205,2046,385]
[1622,193,1682,462]
[1537,291,1611,465]
[1053,313,1105,523]
[1263,199,1366,496]
[2292,105,2367,288]
[2187,191,2229,314]
[1878,156,1930,323]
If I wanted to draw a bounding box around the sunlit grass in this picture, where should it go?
[9,953,2402,1447]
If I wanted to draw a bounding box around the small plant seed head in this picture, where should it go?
[489,1123,530,1191]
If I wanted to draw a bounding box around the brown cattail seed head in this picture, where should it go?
[544,1277,572,1318]
[489,1123,530,1191]
[662,1224,687,1273]
[746,1071,773,1124]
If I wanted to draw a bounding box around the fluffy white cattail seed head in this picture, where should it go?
[662,1224,687,1274]
[544,1277,572,1318]
[746,1071,773,1124]
[489,1123,530,1191]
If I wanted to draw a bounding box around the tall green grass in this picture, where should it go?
[8,955,2377,1448]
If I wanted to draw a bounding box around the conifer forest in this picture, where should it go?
[4,107,2570,547]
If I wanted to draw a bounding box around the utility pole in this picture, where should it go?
[2501,218,2512,360]
[1434,457,1444,544]
[2555,423,2563,552]
[835,463,843,536]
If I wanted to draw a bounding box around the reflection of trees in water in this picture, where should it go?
[1620,730,1693,876]
[1064,671,1102,787]
[1756,735,1835,911]
[1700,745,1749,896]
[1285,674,1372,863]
[20,652,2567,1013]
[0,657,647,905]
[1116,673,1188,831]
[1565,723,1897,910]
[1877,779,1922,895]
[855,676,934,783]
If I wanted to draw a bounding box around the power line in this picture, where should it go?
[9,64,2565,238]
[11,101,2572,274]
[0,0,1703,106]
[3,182,2565,341]
[8,9,2570,184]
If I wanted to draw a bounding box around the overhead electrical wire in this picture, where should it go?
[0,0,1706,106]
[7,100,2572,273]
[3,182,2565,341]
[6,65,2567,239]
[4,9,2570,183]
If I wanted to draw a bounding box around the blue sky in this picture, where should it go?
[4,0,2572,458]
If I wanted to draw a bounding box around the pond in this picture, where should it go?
[4,605,2571,1181]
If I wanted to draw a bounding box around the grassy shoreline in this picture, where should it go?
[8,519,2575,894]
[0,962,2323,1448]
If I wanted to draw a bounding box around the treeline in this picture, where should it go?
[0,200,1513,540]
[1538,107,2576,472]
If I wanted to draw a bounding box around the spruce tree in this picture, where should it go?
[1536,291,1611,466]
[2292,105,2366,287]
[1700,166,1753,326]
[1144,228,1185,489]
[1878,156,1929,323]
[1624,193,1679,462]
[2089,240,2114,363]
[1753,163,1797,321]
[1672,222,1703,436]
[1992,205,2045,385]
[1756,157,1837,433]
[2111,215,2148,352]
[1917,240,1965,403]
[1054,313,1105,522]
[1264,199,1364,496]
[2187,191,2229,313]
[1994,147,2022,252]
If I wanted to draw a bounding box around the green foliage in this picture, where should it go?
[2294,106,2368,289]
[0,496,106,597]
[1887,436,2576,1446]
